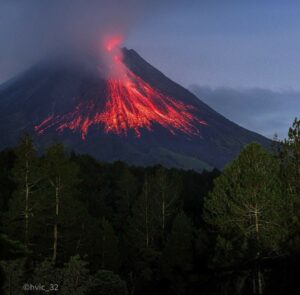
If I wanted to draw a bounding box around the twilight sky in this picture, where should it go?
[126,0,300,90]
[0,0,299,138]
[126,0,300,138]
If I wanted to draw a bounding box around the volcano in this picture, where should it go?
[0,44,270,170]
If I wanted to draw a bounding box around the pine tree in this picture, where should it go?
[279,118,300,252]
[5,134,40,251]
[124,175,160,292]
[152,167,181,242]
[42,143,79,264]
[282,119,300,215]
[203,143,292,294]
[128,175,156,249]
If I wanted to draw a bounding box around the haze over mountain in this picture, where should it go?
[0,46,270,171]
[190,85,300,139]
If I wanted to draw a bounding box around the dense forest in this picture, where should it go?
[0,118,299,295]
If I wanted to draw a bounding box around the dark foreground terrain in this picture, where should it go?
[0,118,300,295]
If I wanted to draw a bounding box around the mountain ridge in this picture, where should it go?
[0,48,270,170]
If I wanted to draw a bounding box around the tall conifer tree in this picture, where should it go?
[203,143,292,294]
[43,143,79,264]
[7,134,39,250]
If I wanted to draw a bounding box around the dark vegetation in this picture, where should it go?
[0,119,299,295]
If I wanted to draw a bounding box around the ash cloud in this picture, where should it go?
[190,85,300,139]
[0,0,165,83]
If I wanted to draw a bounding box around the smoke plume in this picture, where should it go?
[0,0,165,83]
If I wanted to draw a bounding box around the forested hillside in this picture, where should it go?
[0,119,299,295]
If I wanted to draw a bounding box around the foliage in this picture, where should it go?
[204,143,291,265]
[0,259,25,295]
[100,218,120,272]
[90,270,128,295]
[4,134,40,250]
[60,255,93,295]
[162,211,194,294]
[1,120,300,294]
[280,118,300,243]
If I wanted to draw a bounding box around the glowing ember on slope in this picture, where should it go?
[35,38,207,139]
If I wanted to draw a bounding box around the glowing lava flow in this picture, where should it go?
[35,39,207,139]
[101,70,207,137]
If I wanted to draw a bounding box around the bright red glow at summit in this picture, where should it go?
[105,35,124,52]
[35,36,207,139]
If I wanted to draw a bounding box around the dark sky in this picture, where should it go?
[0,0,299,138]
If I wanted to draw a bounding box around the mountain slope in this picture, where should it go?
[0,48,270,170]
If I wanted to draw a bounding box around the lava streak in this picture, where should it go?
[101,71,206,137]
[35,38,207,139]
